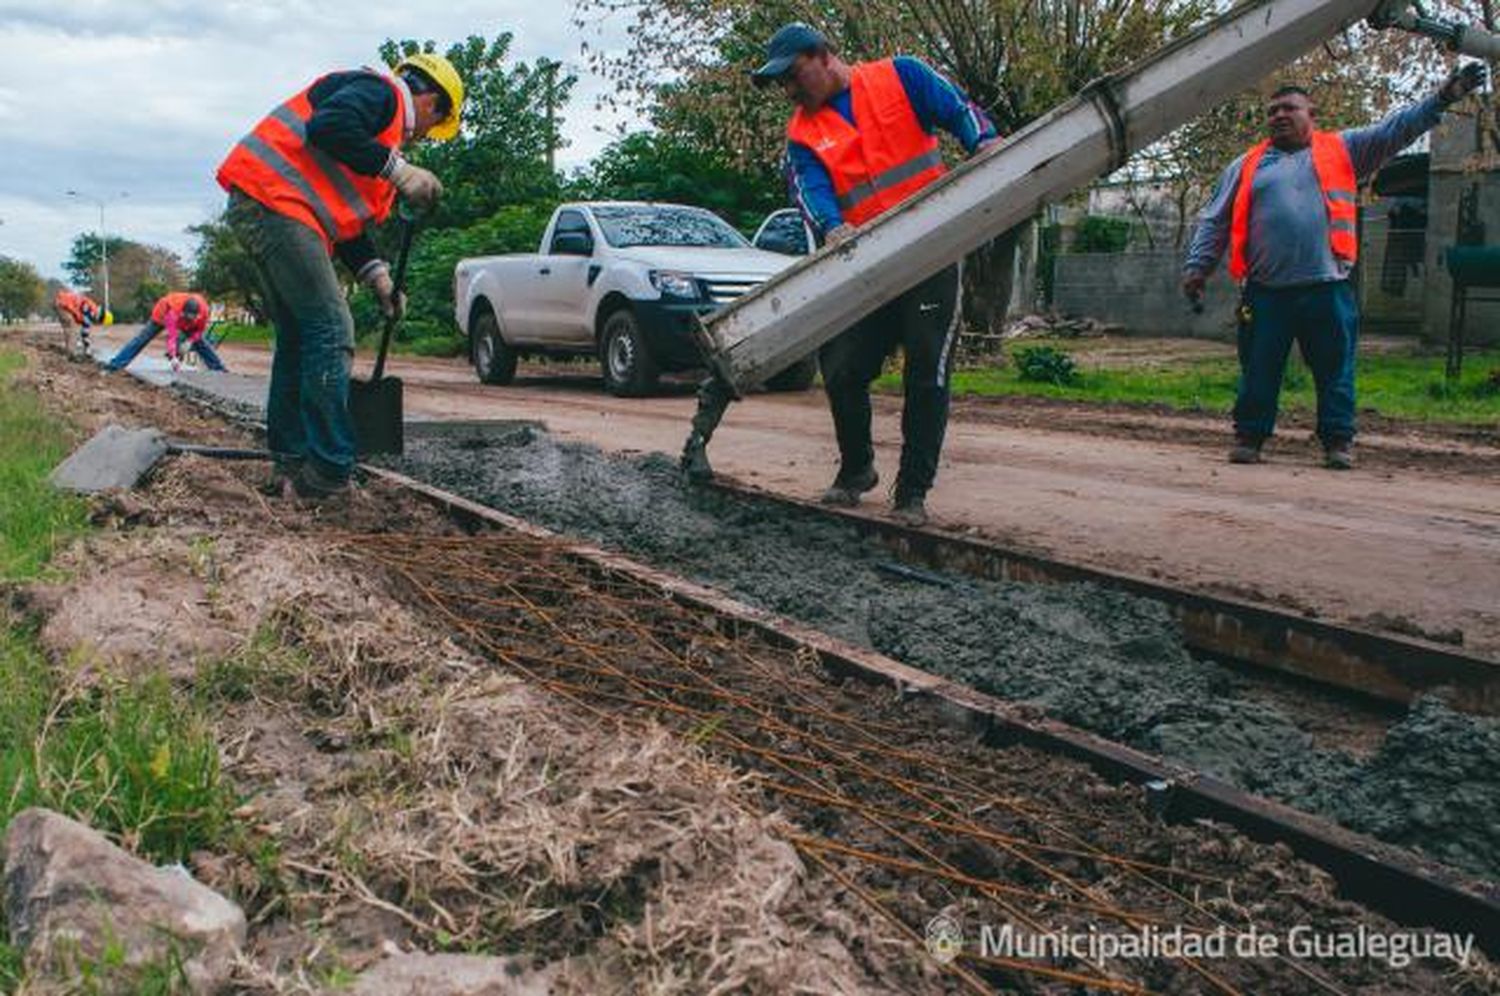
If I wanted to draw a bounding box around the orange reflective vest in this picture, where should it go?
[55,290,100,323]
[1228,131,1357,281]
[151,292,209,335]
[217,70,408,251]
[786,59,947,227]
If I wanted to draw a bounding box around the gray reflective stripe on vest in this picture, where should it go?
[267,104,377,226]
[1326,189,1356,204]
[836,148,944,212]
[234,132,341,239]
[1329,220,1357,233]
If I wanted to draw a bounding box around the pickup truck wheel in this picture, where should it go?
[473,309,518,385]
[764,355,818,392]
[600,308,659,396]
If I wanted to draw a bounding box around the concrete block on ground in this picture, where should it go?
[48,424,167,493]
[344,952,561,995]
[3,808,246,993]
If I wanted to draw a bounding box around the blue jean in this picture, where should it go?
[1234,280,1359,445]
[226,190,355,483]
[106,322,226,372]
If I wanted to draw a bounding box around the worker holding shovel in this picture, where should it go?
[216,53,463,497]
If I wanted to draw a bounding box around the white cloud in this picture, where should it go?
[0,0,645,279]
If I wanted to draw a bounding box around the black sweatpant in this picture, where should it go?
[817,263,961,496]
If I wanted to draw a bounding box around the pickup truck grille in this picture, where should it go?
[701,278,761,305]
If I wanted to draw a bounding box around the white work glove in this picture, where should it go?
[824,223,856,247]
[388,155,443,210]
[359,260,405,321]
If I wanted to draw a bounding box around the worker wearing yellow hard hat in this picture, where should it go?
[215,52,465,498]
[396,53,465,142]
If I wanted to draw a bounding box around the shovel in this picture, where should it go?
[350,214,417,456]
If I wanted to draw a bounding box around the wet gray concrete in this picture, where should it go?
[380,422,1500,885]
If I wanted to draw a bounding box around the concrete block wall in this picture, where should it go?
[1052,250,1239,338]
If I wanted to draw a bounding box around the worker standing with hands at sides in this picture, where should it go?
[1182,63,1486,470]
[216,53,463,498]
[754,23,1000,528]
[105,292,224,373]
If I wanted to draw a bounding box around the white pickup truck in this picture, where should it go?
[454,201,814,395]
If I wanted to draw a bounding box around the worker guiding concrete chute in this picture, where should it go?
[215,52,463,498]
[1182,62,1488,470]
[103,291,224,373]
[749,22,1001,528]
[53,288,110,356]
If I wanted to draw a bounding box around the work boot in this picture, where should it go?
[1228,435,1262,464]
[1323,441,1354,471]
[292,461,350,500]
[679,432,714,484]
[819,464,879,506]
[891,488,929,528]
[260,462,299,499]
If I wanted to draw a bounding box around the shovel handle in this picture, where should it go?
[372,217,417,383]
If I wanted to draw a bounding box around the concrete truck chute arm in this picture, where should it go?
[680,0,1499,479]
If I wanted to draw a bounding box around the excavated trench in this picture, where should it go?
[377,422,1500,886]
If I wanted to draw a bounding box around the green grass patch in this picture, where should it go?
[0,621,235,864]
[0,348,238,985]
[877,343,1500,425]
[208,321,274,345]
[0,349,89,581]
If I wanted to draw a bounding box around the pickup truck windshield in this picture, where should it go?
[592,206,749,249]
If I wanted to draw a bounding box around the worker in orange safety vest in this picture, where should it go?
[1183,64,1486,470]
[753,23,1001,528]
[216,53,463,498]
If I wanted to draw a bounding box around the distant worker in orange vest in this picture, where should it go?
[53,288,108,355]
[104,292,223,373]
[1183,64,1485,470]
[216,53,463,498]
[753,23,1000,527]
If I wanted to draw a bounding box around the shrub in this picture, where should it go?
[1014,345,1079,386]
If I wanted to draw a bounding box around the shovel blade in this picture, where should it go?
[350,376,404,455]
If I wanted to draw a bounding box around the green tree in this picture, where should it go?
[0,256,45,322]
[377,33,574,230]
[62,233,129,291]
[581,131,781,232]
[188,215,264,320]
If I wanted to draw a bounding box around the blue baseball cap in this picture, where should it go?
[751,23,828,86]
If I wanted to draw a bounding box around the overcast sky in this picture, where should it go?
[0,1,642,280]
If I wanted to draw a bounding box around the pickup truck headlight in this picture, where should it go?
[649,270,699,300]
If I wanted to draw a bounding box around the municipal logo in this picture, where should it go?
[926,913,963,965]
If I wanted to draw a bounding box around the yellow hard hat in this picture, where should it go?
[396,53,464,142]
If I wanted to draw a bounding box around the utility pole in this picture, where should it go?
[66,189,128,314]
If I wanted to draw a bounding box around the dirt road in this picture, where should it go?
[97,328,1500,657]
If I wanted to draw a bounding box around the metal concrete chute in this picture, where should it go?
[681,0,1500,471]
[1370,0,1500,58]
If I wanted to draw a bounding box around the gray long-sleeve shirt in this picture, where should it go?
[1183,94,1445,287]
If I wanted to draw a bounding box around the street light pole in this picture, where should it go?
[66,189,128,314]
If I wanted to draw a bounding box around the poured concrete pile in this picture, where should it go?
[381,424,1500,884]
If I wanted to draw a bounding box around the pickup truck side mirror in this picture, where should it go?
[553,231,594,256]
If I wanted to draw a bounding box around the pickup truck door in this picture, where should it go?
[533,209,598,345]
